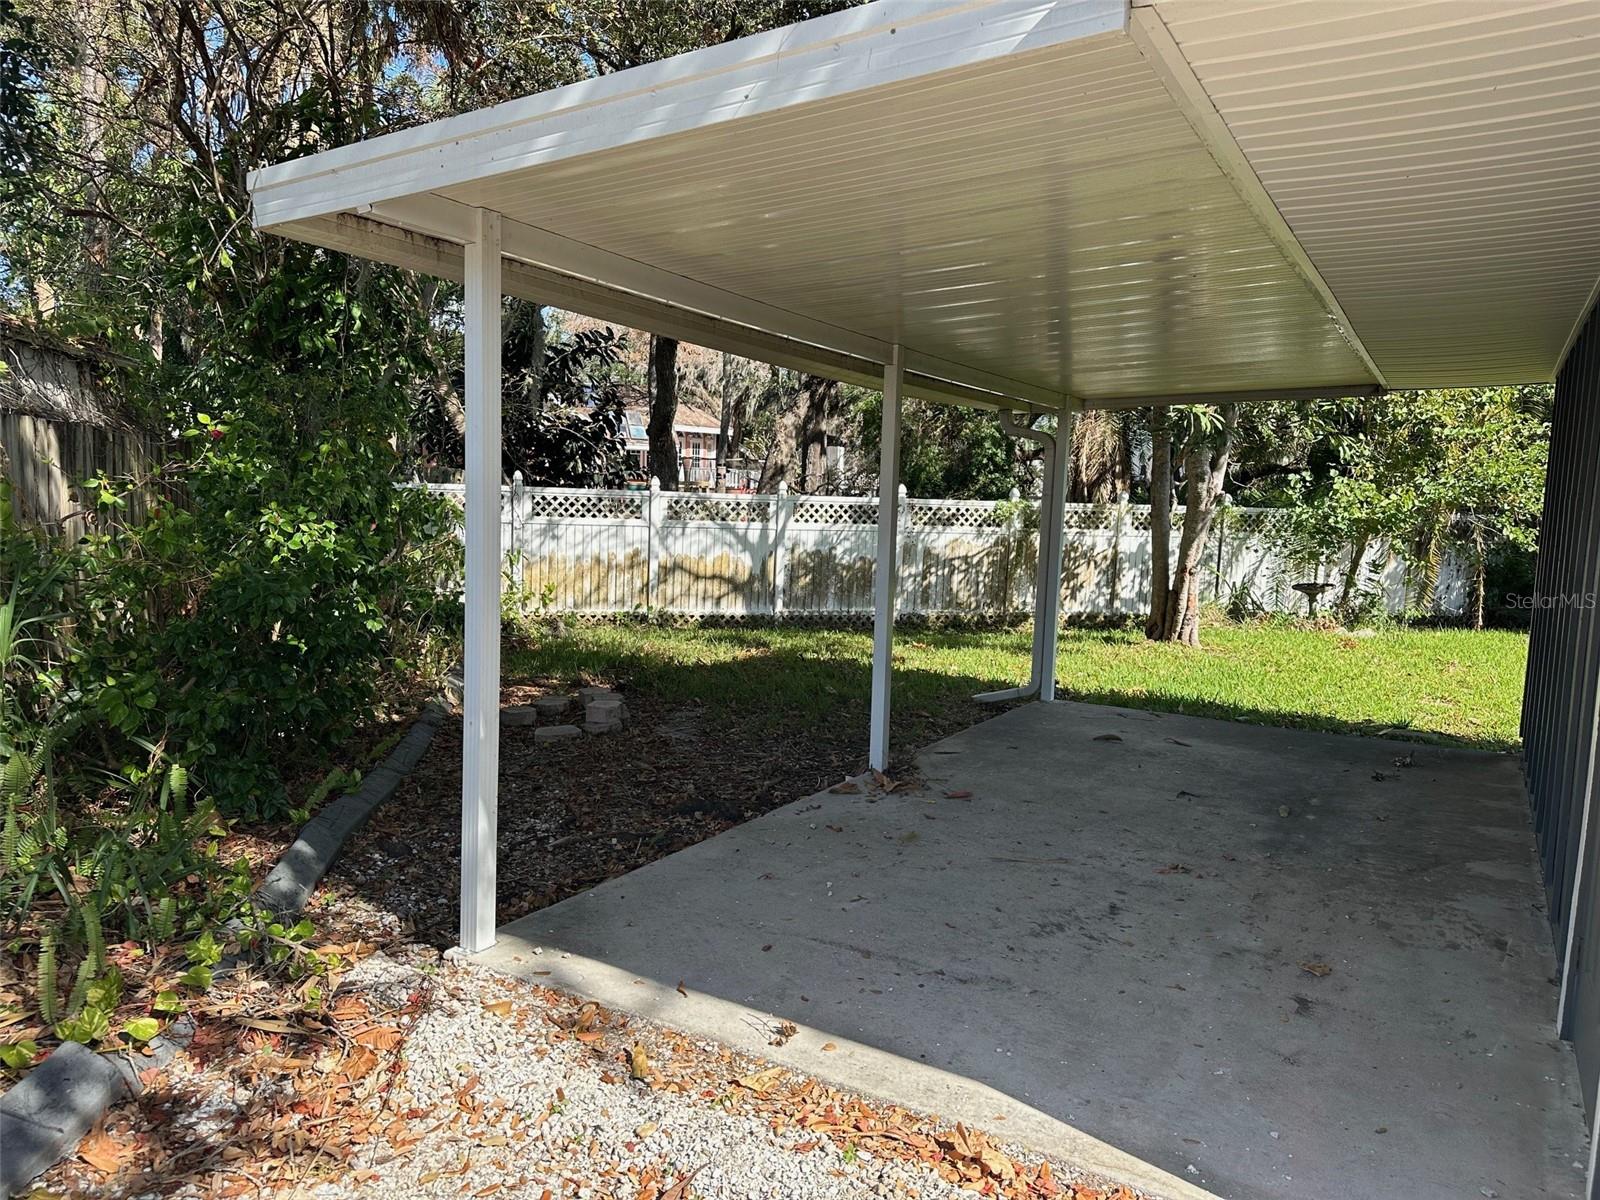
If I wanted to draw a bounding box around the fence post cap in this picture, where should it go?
[649,476,661,493]
[512,469,523,486]
[1009,487,1021,501]
[897,483,908,500]
[776,480,789,497]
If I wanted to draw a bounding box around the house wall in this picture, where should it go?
[1524,298,1600,1121]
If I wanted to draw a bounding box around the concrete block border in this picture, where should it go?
[0,703,444,1198]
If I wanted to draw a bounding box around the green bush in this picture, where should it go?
[71,372,459,819]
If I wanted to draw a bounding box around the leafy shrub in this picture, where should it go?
[71,371,459,819]
[2,484,252,1054]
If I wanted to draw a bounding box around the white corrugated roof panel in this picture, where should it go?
[250,0,1600,405]
[1151,0,1600,387]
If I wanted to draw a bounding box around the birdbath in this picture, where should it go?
[1292,581,1333,618]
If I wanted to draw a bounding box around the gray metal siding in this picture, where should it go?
[1525,297,1600,1116]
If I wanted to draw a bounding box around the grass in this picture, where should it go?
[505,619,1528,755]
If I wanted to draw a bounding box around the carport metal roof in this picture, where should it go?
[249,0,1600,413]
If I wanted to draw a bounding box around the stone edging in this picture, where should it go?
[0,703,445,1198]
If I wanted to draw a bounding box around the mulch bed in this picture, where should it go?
[319,684,870,948]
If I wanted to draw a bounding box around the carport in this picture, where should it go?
[248,1,1600,1195]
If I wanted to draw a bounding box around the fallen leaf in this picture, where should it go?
[676,981,688,998]
[943,790,973,799]
[661,1165,704,1200]
[828,782,860,794]
[355,1025,405,1050]
[77,1125,130,1174]
[821,1042,837,1052]
[628,1045,652,1080]
[636,1122,658,1138]
[483,1000,514,1018]
[737,1066,786,1094]
[1299,961,1333,977]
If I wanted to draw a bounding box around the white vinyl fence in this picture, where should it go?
[426,479,1467,619]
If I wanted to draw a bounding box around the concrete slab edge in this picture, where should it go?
[466,941,1220,1200]
[0,703,445,1198]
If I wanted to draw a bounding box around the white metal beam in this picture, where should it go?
[247,0,1127,229]
[869,346,905,773]
[459,208,503,955]
[271,211,1061,415]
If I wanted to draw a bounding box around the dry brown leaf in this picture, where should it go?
[676,980,688,998]
[354,1024,404,1050]
[636,1122,658,1138]
[483,999,514,1018]
[660,1165,704,1200]
[821,1042,838,1052]
[737,1065,786,1094]
[1299,961,1333,977]
[628,1045,652,1080]
[77,1126,130,1174]
[343,1046,382,1081]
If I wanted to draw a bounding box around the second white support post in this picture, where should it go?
[1038,409,1077,702]
[869,347,905,772]
[459,209,502,955]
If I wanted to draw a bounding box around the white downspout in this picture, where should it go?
[976,409,1058,704]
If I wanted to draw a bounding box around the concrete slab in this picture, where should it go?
[475,702,1591,1200]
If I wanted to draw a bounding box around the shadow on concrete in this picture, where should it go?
[474,701,1590,1200]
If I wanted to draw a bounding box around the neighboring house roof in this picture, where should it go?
[622,405,721,442]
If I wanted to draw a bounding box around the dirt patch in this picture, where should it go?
[321,687,868,947]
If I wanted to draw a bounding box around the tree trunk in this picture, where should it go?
[1472,524,1486,630]
[759,395,803,493]
[1338,532,1371,614]
[1146,409,1173,640]
[647,335,680,490]
[716,353,734,486]
[1152,404,1237,647]
[798,376,838,492]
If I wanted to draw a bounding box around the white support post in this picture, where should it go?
[510,469,525,614]
[1037,410,1077,701]
[771,481,791,618]
[869,347,904,772]
[645,475,663,610]
[459,208,502,956]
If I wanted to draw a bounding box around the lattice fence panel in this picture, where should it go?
[424,483,1465,619]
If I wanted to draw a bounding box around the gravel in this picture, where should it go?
[291,953,1125,1200]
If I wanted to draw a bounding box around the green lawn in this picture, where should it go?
[505,621,1528,753]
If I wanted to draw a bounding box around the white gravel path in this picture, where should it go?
[300,951,1136,1200]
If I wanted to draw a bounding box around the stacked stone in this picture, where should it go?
[579,685,629,735]
[498,688,628,739]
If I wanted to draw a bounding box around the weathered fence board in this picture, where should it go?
[429,481,1467,619]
